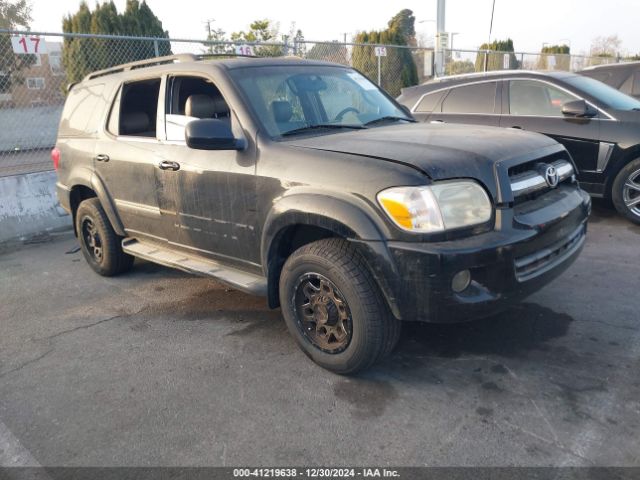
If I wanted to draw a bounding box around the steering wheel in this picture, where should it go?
[334,107,360,122]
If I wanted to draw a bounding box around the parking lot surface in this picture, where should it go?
[0,201,639,467]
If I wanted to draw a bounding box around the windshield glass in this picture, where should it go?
[564,75,640,111]
[230,66,411,137]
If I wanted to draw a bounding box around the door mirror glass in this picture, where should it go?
[185,119,244,150]
[561,99,597,118]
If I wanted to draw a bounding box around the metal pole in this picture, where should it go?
[154,40,159,57]
[435,0,446,76]
[377,55,381,86]
[484,0,496,72]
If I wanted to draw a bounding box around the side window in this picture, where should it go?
[414,91,444,113]
[165,76,230,142]
[61,83,106,136]
[632,72,640,96]
[509,80,577,116]
[118,78,161,137]
[441,82,497,114]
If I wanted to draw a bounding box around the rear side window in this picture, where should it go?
[414,91,444,113]
[440,82,497,114]
[60,83,106,136]
[113,78,161,137]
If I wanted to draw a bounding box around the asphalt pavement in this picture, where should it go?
[0,200,638,467]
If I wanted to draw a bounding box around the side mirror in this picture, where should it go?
[561,99,597,118]
[185,119,244,150]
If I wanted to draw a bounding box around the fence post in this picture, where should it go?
[283,35,289,56]
[153,40,159,57]
[377,54,381,86]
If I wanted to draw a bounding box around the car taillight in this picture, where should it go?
[51,147,60,170]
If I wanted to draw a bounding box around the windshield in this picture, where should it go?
[230,65,411,137]
[564,75,640,111]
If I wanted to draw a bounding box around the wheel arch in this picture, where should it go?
[68,174,125,236]
[261,194,401,319]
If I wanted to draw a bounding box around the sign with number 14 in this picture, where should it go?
[11,35,47,55]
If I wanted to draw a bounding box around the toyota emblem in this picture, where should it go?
[545,166,559,188]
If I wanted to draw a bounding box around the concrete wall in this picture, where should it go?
[0,171,72,244]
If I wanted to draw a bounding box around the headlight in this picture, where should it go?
[377,180,492,233]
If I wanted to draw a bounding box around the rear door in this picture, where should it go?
[500,79,601,172]
[428,81,501,127]
[93,77,169,242]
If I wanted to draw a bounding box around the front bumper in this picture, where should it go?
[360,186,591,323]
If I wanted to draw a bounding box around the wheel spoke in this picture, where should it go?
[625,179,640,192]
[625,195,640,208]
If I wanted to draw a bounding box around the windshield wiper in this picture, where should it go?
[281,124,366,137]
[364,116,416,126]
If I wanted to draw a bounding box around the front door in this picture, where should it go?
[500,79,601,172]
[155,74,260,269]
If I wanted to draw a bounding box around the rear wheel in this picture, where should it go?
[76,198,134,276]
[279,238,398,374]
[612,159,640,225]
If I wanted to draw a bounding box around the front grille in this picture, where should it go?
[509,154,575,203]
[514,225,585,282]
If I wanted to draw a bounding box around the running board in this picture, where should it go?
[122,238,267,296]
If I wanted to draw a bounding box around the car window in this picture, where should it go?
[632,72,640,96]
[117,78,160,137]
[509,80,577,116]
[230,66,410,137]
[414,91,444,113]
[564,75,640,111]
[440,82,497,114]
[165,76,231,142]
[61,83,106,136]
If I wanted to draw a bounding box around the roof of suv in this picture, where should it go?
[80,53,345,84]
[580,61,640,71]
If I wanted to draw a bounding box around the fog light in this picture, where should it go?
[452,270,471,293]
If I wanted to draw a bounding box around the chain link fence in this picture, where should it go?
[0,29,627,176]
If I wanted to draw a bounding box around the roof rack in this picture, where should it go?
[85,53,198,81]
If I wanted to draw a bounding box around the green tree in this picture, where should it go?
[475,38,518,71]
[231,19,283,57]
[445,60,475,75]
[307,41,348,64]
[538,44,570,70]
[62,0,171,84]
[0,0,37,93]
[351,9,418,96]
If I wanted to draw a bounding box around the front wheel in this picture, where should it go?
[612,159,640,225]
[279,238,399,374]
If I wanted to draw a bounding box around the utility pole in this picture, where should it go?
[435,0,446,76]
[484,0,496,72]
[204,18,215,38]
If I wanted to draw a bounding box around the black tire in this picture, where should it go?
[76,198,134,276]
[279,238,396,374]
[612,158,640,225]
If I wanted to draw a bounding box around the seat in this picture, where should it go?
[120,111,151,136]
[271,100,293,124]
[185,94,230,120]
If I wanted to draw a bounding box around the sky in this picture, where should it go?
[25,0,640,55]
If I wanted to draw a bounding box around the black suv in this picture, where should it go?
[397,71,640,224]
[54,55,590,373]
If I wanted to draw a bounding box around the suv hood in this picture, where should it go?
[286,123,559,182]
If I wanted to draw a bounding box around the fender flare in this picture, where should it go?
[261,193,402,319]
[67,167,125,236]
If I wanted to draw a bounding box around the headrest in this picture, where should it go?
[271,100,293,123]
[186,94,218,119]
[121,112,150,134]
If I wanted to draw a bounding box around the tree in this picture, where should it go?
[203,27,230,55]
[538,44,570,71]
[307,41,348,64]
[351,9,418,96]
[62,0,171,84]
[231,19,283,57]
[445,60,475,75]
[0,0,37,94]
[475,38,518,71]
[590,35,621,58]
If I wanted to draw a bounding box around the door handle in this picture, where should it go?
[158,160,180,171]
[430,120,445,124]
[510,126,523,129]
[95,154,110,162]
